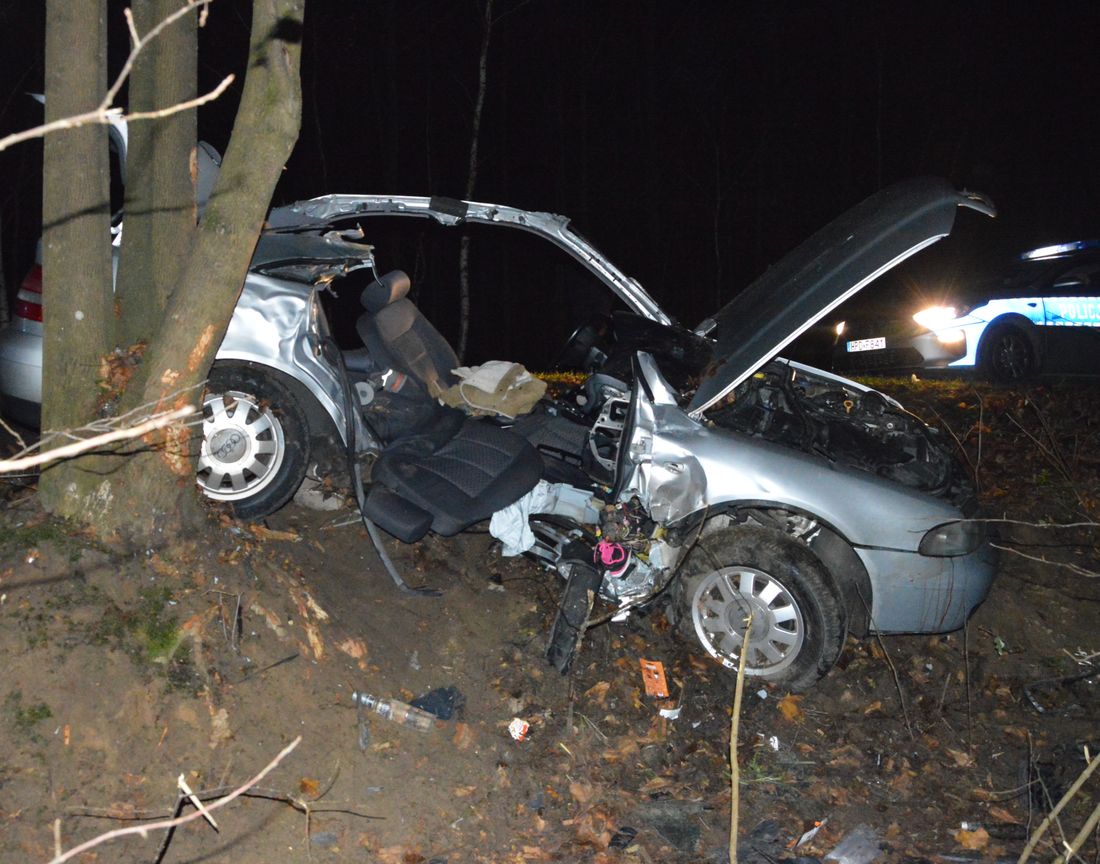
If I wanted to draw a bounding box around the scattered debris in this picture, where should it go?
[508,717,530,741]
[639,658,669,698]
[411,686,465,720]
[353,692,436,731]
[825,823,883,864]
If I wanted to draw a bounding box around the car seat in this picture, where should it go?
[356,271,542,542]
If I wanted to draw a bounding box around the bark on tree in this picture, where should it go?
[115,0,198,348]
[38,0,114,517]
[39,0,305,543]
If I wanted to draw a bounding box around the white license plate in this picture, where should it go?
[846,337,886,353]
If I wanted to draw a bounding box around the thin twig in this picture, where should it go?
[729,614,752,864]
[975,390,985,494]
[0,2,229,156]
[1,416,27,451]
[871,629,915,741]
[0,406,193,474]
[107,2,213,108]
[964,619,972,750]
[991,543,1100,579]
[1053,798,1100,864]
[47,736,301,864]
[124,75,234,122]
[1019,750,1100,864]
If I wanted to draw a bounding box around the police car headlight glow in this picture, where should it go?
[913,305,958,330]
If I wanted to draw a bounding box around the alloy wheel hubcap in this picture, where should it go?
[691,565,805,674]
[196,391,286,501]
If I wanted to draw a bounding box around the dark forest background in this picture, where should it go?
[3,1,1100,367]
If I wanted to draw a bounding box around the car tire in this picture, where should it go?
[979,323,1037,382]
[675,525,847,691]
[196,363,309,520]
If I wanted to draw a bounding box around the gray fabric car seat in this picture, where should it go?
[357,270,458,397]
[355,270,542,543]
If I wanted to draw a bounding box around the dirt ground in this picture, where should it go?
[1,377,1099,863]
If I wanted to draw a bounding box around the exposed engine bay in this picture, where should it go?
[704,360,973,504]
[547,313,972,507]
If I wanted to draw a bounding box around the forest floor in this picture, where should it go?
[1,375,1099,864]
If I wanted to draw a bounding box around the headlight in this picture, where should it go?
[919,520,985,557]
[835,321,846,337]
[912,305,960,330]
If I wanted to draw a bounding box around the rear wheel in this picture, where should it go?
[980,323,1036,381]
[676,525,846,691]
[197,364,309,519]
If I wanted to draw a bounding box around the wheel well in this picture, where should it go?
[702,504,873,637]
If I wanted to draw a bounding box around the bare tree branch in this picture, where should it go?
[45,736,301,864]
[990,543,1100,579]
[0,406,194,474]
[0,0,231,155]
[106,2,213,109]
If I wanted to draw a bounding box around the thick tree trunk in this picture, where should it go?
[88,0,305,542]
[38,0,114,518]
[115,0,199,347]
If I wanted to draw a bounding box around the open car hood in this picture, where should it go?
[686,178,995,416]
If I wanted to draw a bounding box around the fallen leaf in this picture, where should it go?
[248,525,301,542]
[453,785,477,798]
[946,748,976,768]
[988,804,1021,824]
[337,637,369,670]
[954,827,989,850]
[299,777,320,797]
[303,621,325,660]
[777,694,804,722]
[302,590,330,621]
[584,681,611,706]
[569,780,594,803]
[639,776,673,793]
[453,722,476,750]
[863,700,883,716]
[208,707,231,749]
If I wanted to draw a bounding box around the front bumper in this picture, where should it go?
[856,541,997,633]
[835,329,968,372]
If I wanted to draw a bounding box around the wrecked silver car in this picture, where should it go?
[240,177,996,690]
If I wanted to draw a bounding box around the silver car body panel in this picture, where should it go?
[854,544,996,632]
[597,352,995,632]
[267,195,671,325]
[217,272,355,447]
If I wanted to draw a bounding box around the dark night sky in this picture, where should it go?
[3,1,1100,366]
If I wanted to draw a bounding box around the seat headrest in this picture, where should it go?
[361,270,411,313]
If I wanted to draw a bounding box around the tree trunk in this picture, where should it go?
[457,0,494,363]
[38,0,113,517]
[92,0,306,542]
[38,0,305,544]
[115,0,198,348]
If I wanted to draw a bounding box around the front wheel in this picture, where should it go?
[980,323,1036,382]
[675,525,846,691]
[196,363,309,520]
